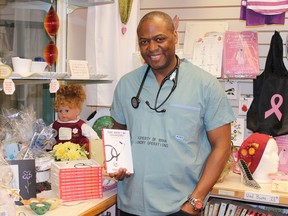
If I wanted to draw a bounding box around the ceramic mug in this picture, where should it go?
[12,57,32,76]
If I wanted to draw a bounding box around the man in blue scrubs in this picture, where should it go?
[110,11,235,216]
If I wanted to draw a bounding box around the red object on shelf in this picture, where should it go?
[43,40,58,67]
[44,5,59,37]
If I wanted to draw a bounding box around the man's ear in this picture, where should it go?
[174,31,179,46]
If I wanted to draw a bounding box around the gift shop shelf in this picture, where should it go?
[209,173,288,207]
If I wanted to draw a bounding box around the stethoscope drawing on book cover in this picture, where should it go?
[105,141,126,168]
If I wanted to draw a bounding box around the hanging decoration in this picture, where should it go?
[43,0,59,70]
[43,40,58,68]
[44,5,59,37]
[119,0,133,35]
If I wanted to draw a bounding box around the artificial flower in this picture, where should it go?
[52,142,88,161]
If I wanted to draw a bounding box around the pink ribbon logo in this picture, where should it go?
[264,94,283,121]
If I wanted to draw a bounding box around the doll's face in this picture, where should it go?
[57,105,80,122]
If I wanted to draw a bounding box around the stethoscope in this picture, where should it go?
[131,55,180,113]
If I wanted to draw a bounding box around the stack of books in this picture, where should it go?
[51,159,103,202]
[204,198,287,216]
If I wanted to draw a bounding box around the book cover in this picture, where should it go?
[274,134,288,173]
[218,202,228,216]
[222,31,259,79]
[102,129,134,173]
[225,203,237,216]
[208,203,214,216]
[204,201,210,216]
[234,206,244,216]
[239,208,248,216]
[212,202,220,216]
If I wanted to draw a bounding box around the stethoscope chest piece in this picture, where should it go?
[131,96,140,109]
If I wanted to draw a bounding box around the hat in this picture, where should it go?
[238,132,271,174]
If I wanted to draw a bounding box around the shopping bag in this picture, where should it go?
[247,31,288,136]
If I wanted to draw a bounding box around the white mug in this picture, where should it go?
[12,57,32,76]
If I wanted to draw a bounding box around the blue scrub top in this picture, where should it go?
[111,59,236,215]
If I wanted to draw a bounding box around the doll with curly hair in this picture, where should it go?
[52,84,99,153]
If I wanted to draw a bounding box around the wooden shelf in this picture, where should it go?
[210,173,288,207]
[79,194,116,216]
[16,188,117,215]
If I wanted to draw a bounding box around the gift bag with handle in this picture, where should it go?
[247,31,288,136]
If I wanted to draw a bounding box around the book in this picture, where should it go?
[239,208,248,216]
[211,202,220,216]
[208,202,214,216]
[102,129,134,173]
[245,210,257,216]
[234,206,244,216]
[204,201,210,216]
[218,202,228,216]
[222,31,259,79]
[225,203,237,216]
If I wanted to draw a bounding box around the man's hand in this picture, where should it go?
[181,201,202,216]
[109,168,131,181]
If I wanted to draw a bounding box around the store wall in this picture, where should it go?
[140,0,288,71]
[140,0,288,142]
[69,0,288,142]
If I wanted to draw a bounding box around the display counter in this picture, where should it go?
[210,172,288,207]
[16,188,117,216]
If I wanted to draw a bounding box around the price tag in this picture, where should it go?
[49,79,60,93]
[69,60,90,79]
[244,191,279,204]
[3,79,15,95]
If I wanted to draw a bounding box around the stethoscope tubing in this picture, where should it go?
[131,55,180,112]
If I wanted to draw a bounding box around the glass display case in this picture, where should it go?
[0,0,114,124]
[0,0,56,124]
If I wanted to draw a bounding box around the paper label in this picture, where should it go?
[59,127,72,140]
[49,79,59,93]
[244,191,279,204]
[69,60,90,79]
[3,79,15,95]
[218,189,235,197]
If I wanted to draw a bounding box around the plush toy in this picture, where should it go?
[52,84,99,153]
